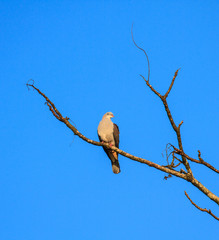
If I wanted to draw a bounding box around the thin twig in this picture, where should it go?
[131,24,150,82]
[164,69,180,99]
[172,146,219,174]
[45,102,61,120]
[173,161,181,168]
[26,82,62,118]
[178,120,184,129]
[140,75,162,98]
[185,191,219,221]
[163,152,182,169]
[198,150,204,163]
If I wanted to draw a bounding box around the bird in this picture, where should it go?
[97,112,120,174]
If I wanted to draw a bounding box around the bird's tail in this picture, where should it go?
[103,147,121,174]
[112,160,121,174]
[111,151,120,174]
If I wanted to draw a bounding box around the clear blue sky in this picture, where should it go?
[1,0,219,239]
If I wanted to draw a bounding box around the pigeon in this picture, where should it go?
[97,112,120,174]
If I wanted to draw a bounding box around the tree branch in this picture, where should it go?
[185,191,219,221]
[26,82,186,179]
[131,28,191,174]
[164,69,180,99]
[172,146,219,174]
[26,29,219,220]
[140,74,162,98]
[27,82,219,207]
[131,29,219,212]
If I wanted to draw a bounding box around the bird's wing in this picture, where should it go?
[97,117,120,174]
[113,123,119,148]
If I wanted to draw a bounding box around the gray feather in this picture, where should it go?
[98,112,120,174]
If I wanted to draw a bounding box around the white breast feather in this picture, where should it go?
[98,118,114,143]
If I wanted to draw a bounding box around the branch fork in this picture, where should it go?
[26,28,219,221]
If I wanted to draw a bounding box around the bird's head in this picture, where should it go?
[104,112,114,119]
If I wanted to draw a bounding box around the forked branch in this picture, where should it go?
[131,28,219,219]
[26,81,219,213]
[131,28,191,174]
[172,146,219,174]
[26,82,187,179]
[26,29,219,221]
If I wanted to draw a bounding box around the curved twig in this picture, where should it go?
[131,24,150,82]
[185,191,219,221]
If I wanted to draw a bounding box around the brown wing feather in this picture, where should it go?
[98,125,120,174]
[113,123,119,148]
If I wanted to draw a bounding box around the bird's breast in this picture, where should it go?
[98,119,114,143]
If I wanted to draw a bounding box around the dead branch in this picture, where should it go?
[185,191,219,221]
[198,150,204,163]
[131,28,219,217]
[131,30,192,175]
[26,82,186,179]
[140,74,163,98]
[164,68,180,99]
[178,120,184,129]
[172,146,219,174]
[26,28,219,220]
[26,82,219,208]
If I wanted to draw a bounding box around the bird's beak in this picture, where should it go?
[112,115,114,118]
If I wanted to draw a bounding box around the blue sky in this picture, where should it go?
[1,0,219,239]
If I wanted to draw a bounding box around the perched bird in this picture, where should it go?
[97,112,120,174]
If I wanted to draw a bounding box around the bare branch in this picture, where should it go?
[140,74,163,98]
[198,150,204,163]
[27,82,219,207]
[131,27,191,174]
[178,120,184,129]
[45,102,61,120]
[186,152,219,174]
[163,98,192,174]
[172,146,219,174]
[131,24,150,82]
[27,82,186,179]
[164,69,180,99]
[26,82,62,118]
[131,31,219,208]
[185,191,219,221]
[161,98,178,131]
[26,25,219,221]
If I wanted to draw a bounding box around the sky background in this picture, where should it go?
[1,0,219,239]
